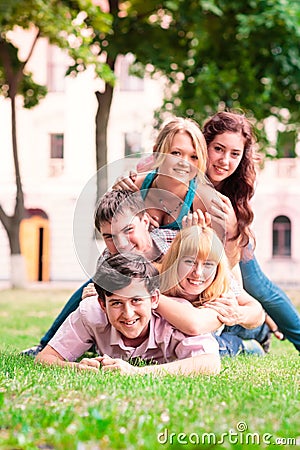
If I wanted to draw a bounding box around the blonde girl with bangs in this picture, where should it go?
[113,117,212,231]
[155,225,265,339]
[159,225,229,306]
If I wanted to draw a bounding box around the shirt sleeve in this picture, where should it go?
[48,308,96,362]
[174,333,220,359]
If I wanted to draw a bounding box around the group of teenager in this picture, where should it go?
[22,111,300,376]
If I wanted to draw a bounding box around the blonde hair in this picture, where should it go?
[159,225,229,305]
[153,117,207,173]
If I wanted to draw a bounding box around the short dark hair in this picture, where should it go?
[93,253,159,303]
[94,190,146,232]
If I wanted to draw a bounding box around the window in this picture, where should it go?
[119,55,144,91]
[47,45,67,92]
[272,215,291,257]
[49,133,64,176]
[124,132,142,156]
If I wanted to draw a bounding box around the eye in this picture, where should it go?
[191,155,198,160]
[111,301,122,307]
[214,145,223,152]
[232,151,241,158]
[170,150,181,156]
[132,298,143,304]
[124,227,134,234]
[183,258,196,266]
[203,261,217,269]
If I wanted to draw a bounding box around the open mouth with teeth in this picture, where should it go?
[187,278,205,286]
[174,168,189,174]
[121,319,139,326]
[213,165,227,174]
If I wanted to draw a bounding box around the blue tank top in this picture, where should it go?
[140,170,197,230]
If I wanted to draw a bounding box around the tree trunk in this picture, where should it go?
[95,57,115,200]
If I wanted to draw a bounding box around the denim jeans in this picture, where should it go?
[40,279,92,347]
[239,253,300,352]
[215,323,270,357]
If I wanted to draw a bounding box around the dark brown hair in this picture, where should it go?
[203,111,257,247]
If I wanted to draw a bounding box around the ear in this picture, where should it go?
[142,212,151,230]
[98,297,106,313]
[150,289,160,310]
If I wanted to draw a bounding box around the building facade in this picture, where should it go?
[1,30,299,287]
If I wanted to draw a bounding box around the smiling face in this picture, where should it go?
[158,131,199,184]
[99,279,159,345]
[206,131,245,189]
[100,211,152,256]
[177,255,218,301]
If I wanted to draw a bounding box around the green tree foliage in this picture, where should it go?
[161,0,300,129]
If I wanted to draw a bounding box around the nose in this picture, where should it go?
[115,234,129,251]
[179,158,189,166]
[219,152,230,165]
[192,262,205,278]
[122,302,135,319]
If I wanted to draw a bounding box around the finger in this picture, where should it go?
[149,216,160,229]
[204,212,212,226]
[77,363,99,372]
[129,169,137,181]
[102,365,119,372]
[80,358,101,369]
[208,205,226,221]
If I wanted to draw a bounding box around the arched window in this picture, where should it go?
[272,215,291,257]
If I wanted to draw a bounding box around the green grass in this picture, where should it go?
[0,289,299,449]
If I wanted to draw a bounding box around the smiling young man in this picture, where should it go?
[21,190,177,357]
[35,254,221,376]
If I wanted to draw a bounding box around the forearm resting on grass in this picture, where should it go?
[35,345,100,372]
[98,354,221,376]
[157,294,223,335]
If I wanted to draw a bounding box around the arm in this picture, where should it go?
[98,354,221,376]
[204,290,264,329]
[208,193,241,268]
[35,345,100,372]
[156,294,223,335]
[265,314,285,340]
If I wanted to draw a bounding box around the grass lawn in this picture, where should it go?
[0,288,299,449]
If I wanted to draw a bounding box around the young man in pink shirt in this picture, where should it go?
[36,253,221,375]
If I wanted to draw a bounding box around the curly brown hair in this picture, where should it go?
[202,111,257,248]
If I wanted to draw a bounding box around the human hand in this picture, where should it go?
[148,215,160,230]
[82,283,97,300]
[182,209,211,229]
[96,354,138,375]
[203,292,241,326]
[208,192,238,239]
[112,169,139,192]
[77,357,101,372]
[272,329,285,341]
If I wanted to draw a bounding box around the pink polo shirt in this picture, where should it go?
[48,297,219,363]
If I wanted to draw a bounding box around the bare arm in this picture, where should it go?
[208,192,242,268]
[98,354,221,376]
[156,294,223,335]
[35,345,100,372]
[204,289,265,329]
